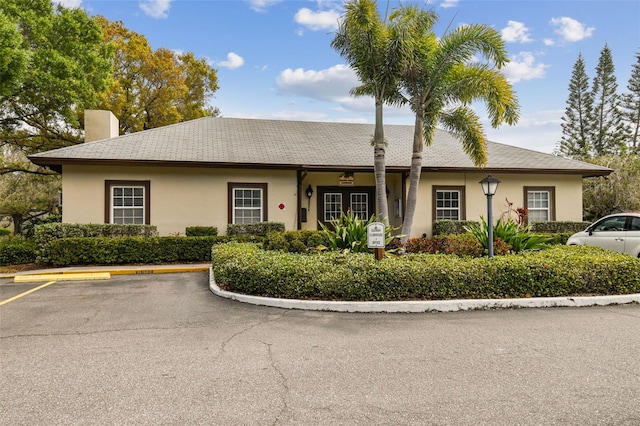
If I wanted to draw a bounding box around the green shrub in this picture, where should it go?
[543,233,574,245]
[186,226,218,237]
[404,234,510,257]
[432,220,480,236]
[212,243,640,301]
[465,217,550,253]
[0,237,37,265]
[529,221,590,233]
[263,230,329,253]
[35,223,159,264]
[48,236,225,266]
[319,211,394,253]
[227,222,285,237]
[21,213,62,238]
[0,228,11,237]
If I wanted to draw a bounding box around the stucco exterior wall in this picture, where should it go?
[62,165,299,235]
[61,165,584,238]
[412,172,583,237]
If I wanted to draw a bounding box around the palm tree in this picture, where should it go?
[331,0,409,225]
[391,6,520,242]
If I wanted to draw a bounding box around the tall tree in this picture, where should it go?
[96,18,220,135]
[0,0,112,174]
[590,44,626,156]
[393,6,519,241]
[556,54,593,159]
[0,10,27,98]
[620,53,640,152]
[0,150,60,234]
[583,154,640,221]
[331,0,409,225]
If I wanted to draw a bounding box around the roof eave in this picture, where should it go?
[29,157,612,178]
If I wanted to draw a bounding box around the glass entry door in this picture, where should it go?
[317,186,376,229]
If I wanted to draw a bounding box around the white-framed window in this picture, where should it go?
[525,187,555,223]
[324,193,342,221]
[228,183,267,224]
[433,186,465,221]
[105,181,150,224]
[350,193,369,219]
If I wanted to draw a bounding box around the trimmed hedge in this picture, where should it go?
[49,236,216,266]
[404,234,512,257]
[433,220,589,236]
[227,222,285,237]
[529,221,590,233]
[35,223,158,264]
[0,238,37,266]
[21,213,62,238]
[186,226,218,237]
[212,243,640,301]
[263,230,330,253]
[432,220,479,236]
[48,235,261,266]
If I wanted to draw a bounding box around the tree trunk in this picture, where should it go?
[401,114,424,243]
[373,99,390,225]
[12,213,24,235]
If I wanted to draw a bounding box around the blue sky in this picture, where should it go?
[56,0,639,153]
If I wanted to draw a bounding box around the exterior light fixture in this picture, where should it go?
[479,174,501,258]
[305,184,313,210]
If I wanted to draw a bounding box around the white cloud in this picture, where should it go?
[277,64,360,103]
[52,0,82,8]
[543,39,555,47]
[247,0,283,13]
[217,52,245,70]
[501,21,533,43]
[440,0,459,8]
[294,8,340,31]
[484,109,563,153]
[549,17,594,43]
[139,0,172,18]
[502,52,549,83]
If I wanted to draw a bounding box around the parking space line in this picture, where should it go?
[0,281,57,306]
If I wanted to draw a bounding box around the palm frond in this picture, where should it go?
[439,106,488,167]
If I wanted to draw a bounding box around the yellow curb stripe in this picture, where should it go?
[107,267,211,275]
[0,281,57,306]
[1,266,210,280]
[14,272,111,283]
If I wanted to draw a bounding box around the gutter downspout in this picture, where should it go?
[401,171,408,219]
[296,170,308,230]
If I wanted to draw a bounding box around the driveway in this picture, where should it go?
[1,272,640,425]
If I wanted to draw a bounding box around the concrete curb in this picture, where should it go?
[208,267,640,313]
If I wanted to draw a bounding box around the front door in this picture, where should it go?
[317,186,376,229]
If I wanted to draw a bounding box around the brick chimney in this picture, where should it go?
[84,110,119,142]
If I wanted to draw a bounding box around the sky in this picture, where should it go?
[54,0,639,154]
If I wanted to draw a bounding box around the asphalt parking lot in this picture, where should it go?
[1,271,640,425]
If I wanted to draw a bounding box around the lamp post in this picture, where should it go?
[479,174,501,258]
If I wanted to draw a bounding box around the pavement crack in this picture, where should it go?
[215,312,290,360]
[258,339,289,426]
[0,323,209,340]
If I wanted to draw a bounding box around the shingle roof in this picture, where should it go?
[29,116,611,177]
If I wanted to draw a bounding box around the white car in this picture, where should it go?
[567,212,640,257]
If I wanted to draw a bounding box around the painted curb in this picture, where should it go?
[14,272,111,283]
[208,267,640,313]
[0,265,211,279]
